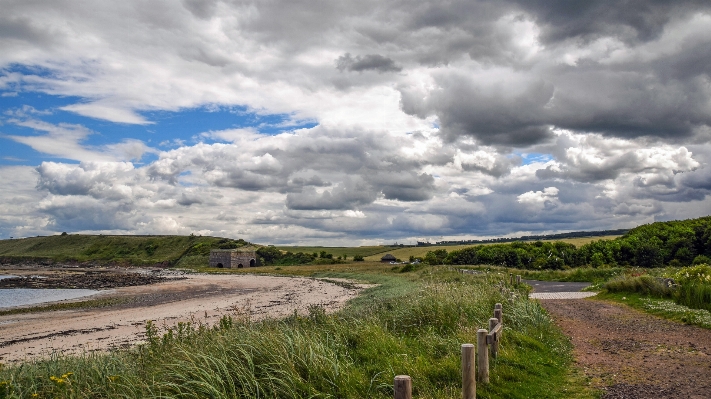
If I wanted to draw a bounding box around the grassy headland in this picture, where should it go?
[0,235,248,266]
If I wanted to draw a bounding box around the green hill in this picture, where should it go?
[0,234,249,267]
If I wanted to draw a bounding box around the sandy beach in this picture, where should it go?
[0,272,368,363]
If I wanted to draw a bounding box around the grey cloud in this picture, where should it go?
[210,169,287,191]
[460,154,520,177]
[182,0,219,19]
[285,179,377,210]
[401,74,555,146]
[0,15,59,46]
[336,53,402,73]
[536,158,630,182]
[513,0,711,44]
[177,192,202,206]
[373,172,436,202]
[39,196,137,232]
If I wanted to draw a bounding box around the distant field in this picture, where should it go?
[272,245,391,258]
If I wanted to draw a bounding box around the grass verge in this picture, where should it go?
[0,266,596,399]
[595,292,711,330]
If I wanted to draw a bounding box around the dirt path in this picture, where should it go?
[0,273,369,363]
[540,298,711,399]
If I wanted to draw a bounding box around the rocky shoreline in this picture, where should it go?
[0,271,183,289]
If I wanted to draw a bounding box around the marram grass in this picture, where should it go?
[0,268,594,398]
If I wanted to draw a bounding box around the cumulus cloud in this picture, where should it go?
[0,0,710,243]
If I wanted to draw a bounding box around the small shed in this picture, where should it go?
[381,253,397,263]
[209,247,259,268]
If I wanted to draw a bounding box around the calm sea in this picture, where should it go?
[0,275,99,309]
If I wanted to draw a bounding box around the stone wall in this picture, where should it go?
[209,249,259,268]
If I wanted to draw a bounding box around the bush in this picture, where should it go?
[603,275,672,297]
[692,255,711,265]
[671,265,711,311]
[353,255,364,261]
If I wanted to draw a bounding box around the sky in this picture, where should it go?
[0,0,710,245]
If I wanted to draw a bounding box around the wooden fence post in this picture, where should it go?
[494,303,502,324]
[461,344,475,399]
[489,318,500,359]
[394,375,412,399]
[509,273,513,285]
[515,275,521,284]
[477,329,489,383]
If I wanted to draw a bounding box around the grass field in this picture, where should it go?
[272,245,391,259]
[0,263,596,398]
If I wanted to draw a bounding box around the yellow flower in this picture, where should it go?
[108,375,119,382]
[50,375,66,385]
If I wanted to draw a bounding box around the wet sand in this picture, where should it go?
[0,273,368,363]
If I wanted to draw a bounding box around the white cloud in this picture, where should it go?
[517,187,559,206]
[0,0,710,243]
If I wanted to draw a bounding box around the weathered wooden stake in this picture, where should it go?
[394,375,412,399]
[461,344,475,399]
[489,318,500,359]
[494,303,503,324]
[509,273,513,285]
[477,328,489,383]
[515,275,522,284]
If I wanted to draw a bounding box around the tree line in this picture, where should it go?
[429,216,711,269]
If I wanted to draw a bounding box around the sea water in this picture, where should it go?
[0,275,99,309]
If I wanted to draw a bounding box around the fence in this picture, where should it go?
[393,301,506,399]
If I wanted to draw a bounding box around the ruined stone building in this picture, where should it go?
[209,247,259,268]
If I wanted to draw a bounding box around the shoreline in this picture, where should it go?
[0,271,369,363]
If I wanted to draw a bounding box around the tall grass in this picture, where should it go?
[602,275,672,297]
[600,265,711,313]
[0,269,591,399]
[675,283,711,311]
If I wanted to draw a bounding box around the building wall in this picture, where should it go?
[209,249,259,268]
[209,251,233,268]
[230,251,257,268]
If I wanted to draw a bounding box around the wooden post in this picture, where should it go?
[494,303,502,324]
[461,344,475,399]
[515,275,521,284]
[509,273,513,285]
[477,328,489,383]
[489,318,500,359]
[394,375,412,399]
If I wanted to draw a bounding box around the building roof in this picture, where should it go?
[381,253,396,260]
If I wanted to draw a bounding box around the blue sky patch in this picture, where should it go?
[0,88,317,166]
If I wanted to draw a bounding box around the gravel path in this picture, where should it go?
[524,279,597,299]
[540,299,711,398]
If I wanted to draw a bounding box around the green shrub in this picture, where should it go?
[603,275,672,297]
[672,264,711,311]
[693,255,711,265]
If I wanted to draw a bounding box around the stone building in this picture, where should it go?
[209,247,259,268]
